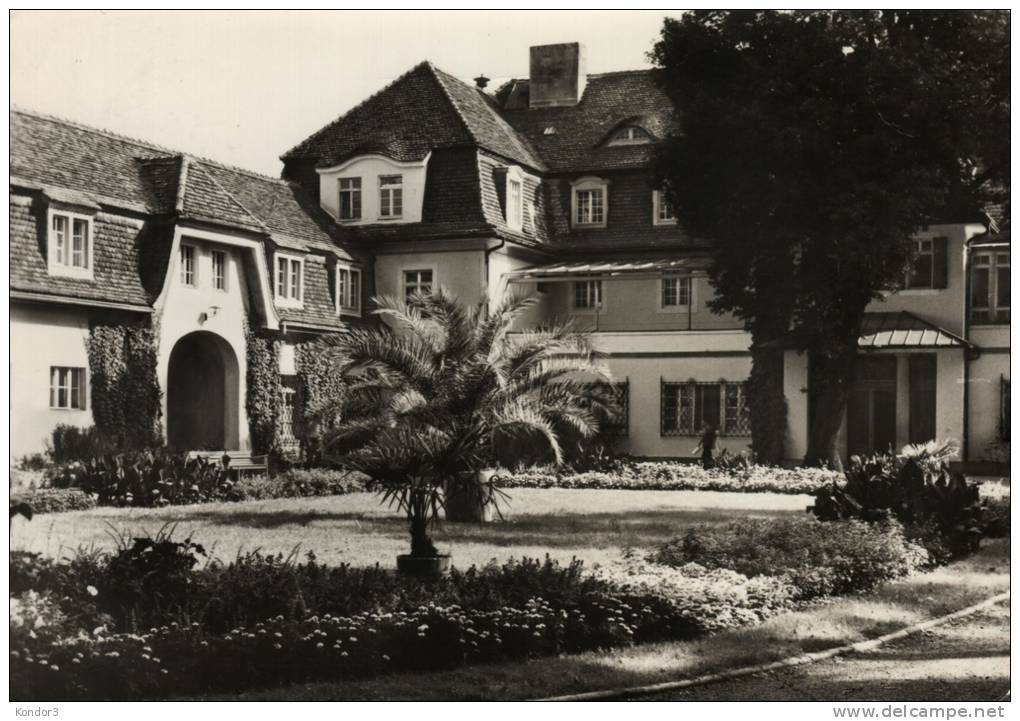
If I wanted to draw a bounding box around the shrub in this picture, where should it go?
[47,450,230,507]
[982,497,1010,538]
[17,453,50,471]
[227,468,367,502]
[10,488,97,515]
[49,425,116,465]
[100,527,207,620]
[500,461,839,495]
[811,440,983,558]
[650,516,929,599]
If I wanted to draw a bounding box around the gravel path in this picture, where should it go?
[639,599,1010,702]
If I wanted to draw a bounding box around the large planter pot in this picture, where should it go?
[445,469,499,523]
[396,553,451,579]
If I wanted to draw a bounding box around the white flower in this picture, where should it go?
[86,585,99,597]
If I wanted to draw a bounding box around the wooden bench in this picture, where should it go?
[187,450,268,480]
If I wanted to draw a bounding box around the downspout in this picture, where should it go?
[961,239,971,463]
[484,237,506,316]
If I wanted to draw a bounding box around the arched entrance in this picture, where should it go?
[167,331,240,451]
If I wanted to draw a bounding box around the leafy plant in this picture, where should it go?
[810,440,983,557]
[10,488,97,515]
[319,291,611,558]
[48,450,230,507]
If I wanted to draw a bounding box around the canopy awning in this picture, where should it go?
[505,256,711,282]
[859,311,972,350]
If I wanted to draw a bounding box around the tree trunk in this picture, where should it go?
[804,346,856,470]
[408,488,438,557]
[748,339,787,465]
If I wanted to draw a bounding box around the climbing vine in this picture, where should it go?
[244,317,281,456]
[86,323,162,450]
[295,337,346,464]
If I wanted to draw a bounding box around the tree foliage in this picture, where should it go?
[652,10,1009,465]
[319,291,611,557]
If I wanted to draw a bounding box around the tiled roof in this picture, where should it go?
[10,194,152,307]
[10,109,352,259]
[282,62,543,171]
[496,71,675,173]
[859,312,971,349]
[281,63,474,167]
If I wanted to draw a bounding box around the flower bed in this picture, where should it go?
[10,512,936,700]
[499,461,840,495]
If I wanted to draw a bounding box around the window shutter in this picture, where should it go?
[932,236,948,289]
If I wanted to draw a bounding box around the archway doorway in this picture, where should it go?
[167,331,240,451]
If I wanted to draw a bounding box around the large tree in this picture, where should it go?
[652,10,1009,467]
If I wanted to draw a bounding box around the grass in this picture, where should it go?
[9,487,812,569]
[188,538,1010,701]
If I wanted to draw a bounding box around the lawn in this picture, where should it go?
[10,488,812,569]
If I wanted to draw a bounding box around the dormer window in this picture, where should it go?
[506,166,524,231]
[47,210,94,279]
[337,264,362,316]
[379,175,403,219]
[275,253,304,307]
[653,190,677,226]
[607,125,651,146]
[571,177,608,228]
[338,177,362,221]
[180,244,197,287]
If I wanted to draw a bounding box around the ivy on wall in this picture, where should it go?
[244,317,281,456]
[295,337,346,464]
[86,323,162,450]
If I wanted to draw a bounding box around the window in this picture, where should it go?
[661,380,751,437]
[379,175,403,218]
[276,254,304,304]
[573,279,602,310]
[211,250,227,291]
[338,177,362,221]
[970,250,1010,324]
[653,190,676,225]
[660,275,692,310]
[507,175,524,231]
[901,237,948,290]
[48,211,92,278]
[49,367,86,410]
[180,244,196,287]
[607,125,651,146]
[337,265,362,315]
[575,188,605,226]
[403,269,433,300]
[280,384,298,446]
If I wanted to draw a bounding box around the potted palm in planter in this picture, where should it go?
[318,290,610,575]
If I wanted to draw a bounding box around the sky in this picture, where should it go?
[11,10,678,177]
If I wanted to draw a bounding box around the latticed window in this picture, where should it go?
[338,177,361,220]
[661,380,751,437]
[279,379,301,451]
[661,275,691,308]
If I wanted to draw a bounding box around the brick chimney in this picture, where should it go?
[529,42,587,108]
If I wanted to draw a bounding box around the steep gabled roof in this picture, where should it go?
[496,70,674,173]
[281,62,543,171]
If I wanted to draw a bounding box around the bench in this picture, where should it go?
[187,450,268,480]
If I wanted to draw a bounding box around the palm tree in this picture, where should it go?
[317,290,612,560]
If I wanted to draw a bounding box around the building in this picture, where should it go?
[9,42,1010,465]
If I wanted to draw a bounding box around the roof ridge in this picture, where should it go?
[11,106,291,187]
[280,60,435,161]
[499,68,654,86]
